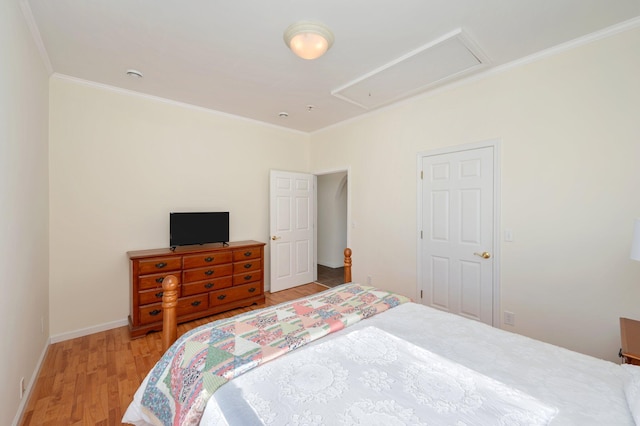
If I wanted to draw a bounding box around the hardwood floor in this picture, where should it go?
[19,283,328,426]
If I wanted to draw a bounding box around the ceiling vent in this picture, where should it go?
[332,28,489,110]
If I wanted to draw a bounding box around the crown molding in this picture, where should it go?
[51,73,309,136]
[19,0,53,75]
[489,15,640,75]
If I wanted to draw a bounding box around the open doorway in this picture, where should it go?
[315,171,348,287]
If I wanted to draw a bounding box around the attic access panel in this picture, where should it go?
[332,29,489,110]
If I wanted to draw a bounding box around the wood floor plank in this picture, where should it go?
[19,283,327,425]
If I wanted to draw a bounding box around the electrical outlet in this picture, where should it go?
[504,311,515,326]
[366,276,372,285]
[20,377,25,399]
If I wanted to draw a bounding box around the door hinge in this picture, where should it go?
[420,290,423,299]
[420,230,423,239]
[420,170,423,179]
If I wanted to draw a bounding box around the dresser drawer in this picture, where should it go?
[183,251,233,269]
[233,270,262,285]
[138,272,179,291]
[138,287,170,306]
[138,256,181,275]
[138,294,209,325]
[233,247,262,261]
[182,264,233,283]
[177,294,209,317]
[233,259,261,273]
[182,276,232,297]
[139,303,164,325]
[210,283,263,306]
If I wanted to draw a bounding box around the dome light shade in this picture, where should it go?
[284,21,334,60]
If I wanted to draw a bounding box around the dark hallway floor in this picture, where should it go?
[316,264,345,287]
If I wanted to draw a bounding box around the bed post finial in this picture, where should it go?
[344,248,352,283]
[162,275,179,352]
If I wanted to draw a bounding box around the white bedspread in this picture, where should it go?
[204,326,558,425]
[201,303,633,425]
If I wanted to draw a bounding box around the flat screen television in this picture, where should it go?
[170,212,229,247]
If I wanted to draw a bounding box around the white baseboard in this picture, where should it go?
[318,261,343,269]
[12,340,49,426]
[50,318,129,344]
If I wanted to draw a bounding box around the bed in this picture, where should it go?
[124,249,640,425]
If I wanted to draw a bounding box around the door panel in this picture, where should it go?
[460,189,481,243]
[295,240,311,273]
[431,256,450,309]
[431,191,449,240]
[460,260,481,317]
[275,242,291,279]
[421,146,494,325]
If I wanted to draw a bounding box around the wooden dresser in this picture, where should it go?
[128,240,266,337]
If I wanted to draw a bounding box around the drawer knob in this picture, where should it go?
[244,263,252,269]
[155,262,167,269]
[244,275,252,281]
[244,251,252,257]
[191,300,201,307]
[204,283,214,289]
[248,287,256,293]
[155,291,164,298]
[204,270,214,276]
[155,277,164,283]
[217,294,227,300]
[205,257,214,262]
[149,309,161,316]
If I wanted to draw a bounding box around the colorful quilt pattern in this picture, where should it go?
[140,283,410,426]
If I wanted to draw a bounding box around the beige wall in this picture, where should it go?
[1,0,50,424]
[310,28,640,361]
[48,77,310,337]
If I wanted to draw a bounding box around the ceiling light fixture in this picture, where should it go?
[283,21,334,60]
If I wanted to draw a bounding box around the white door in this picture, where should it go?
[270,170,315,292]
[420,145,496,325]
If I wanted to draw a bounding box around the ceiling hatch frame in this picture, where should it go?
[332,28,490,110]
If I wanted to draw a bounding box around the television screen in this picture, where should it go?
[170,212,229,247]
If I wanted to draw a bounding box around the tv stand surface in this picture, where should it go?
[127,240,265,338]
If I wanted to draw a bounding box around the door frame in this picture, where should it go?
[313,166,352,280]
[416,139,501,326]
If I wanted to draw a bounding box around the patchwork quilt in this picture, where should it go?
[138,283,411,426]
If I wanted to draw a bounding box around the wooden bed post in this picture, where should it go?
[161,275,179,352]
[344,248,352,283]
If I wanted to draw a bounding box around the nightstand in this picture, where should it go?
[620,317,640,365]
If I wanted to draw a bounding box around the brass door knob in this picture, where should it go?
[474,251,491,259]
[271,236,281,241]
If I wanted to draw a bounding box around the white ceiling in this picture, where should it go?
[24,0,640,133]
